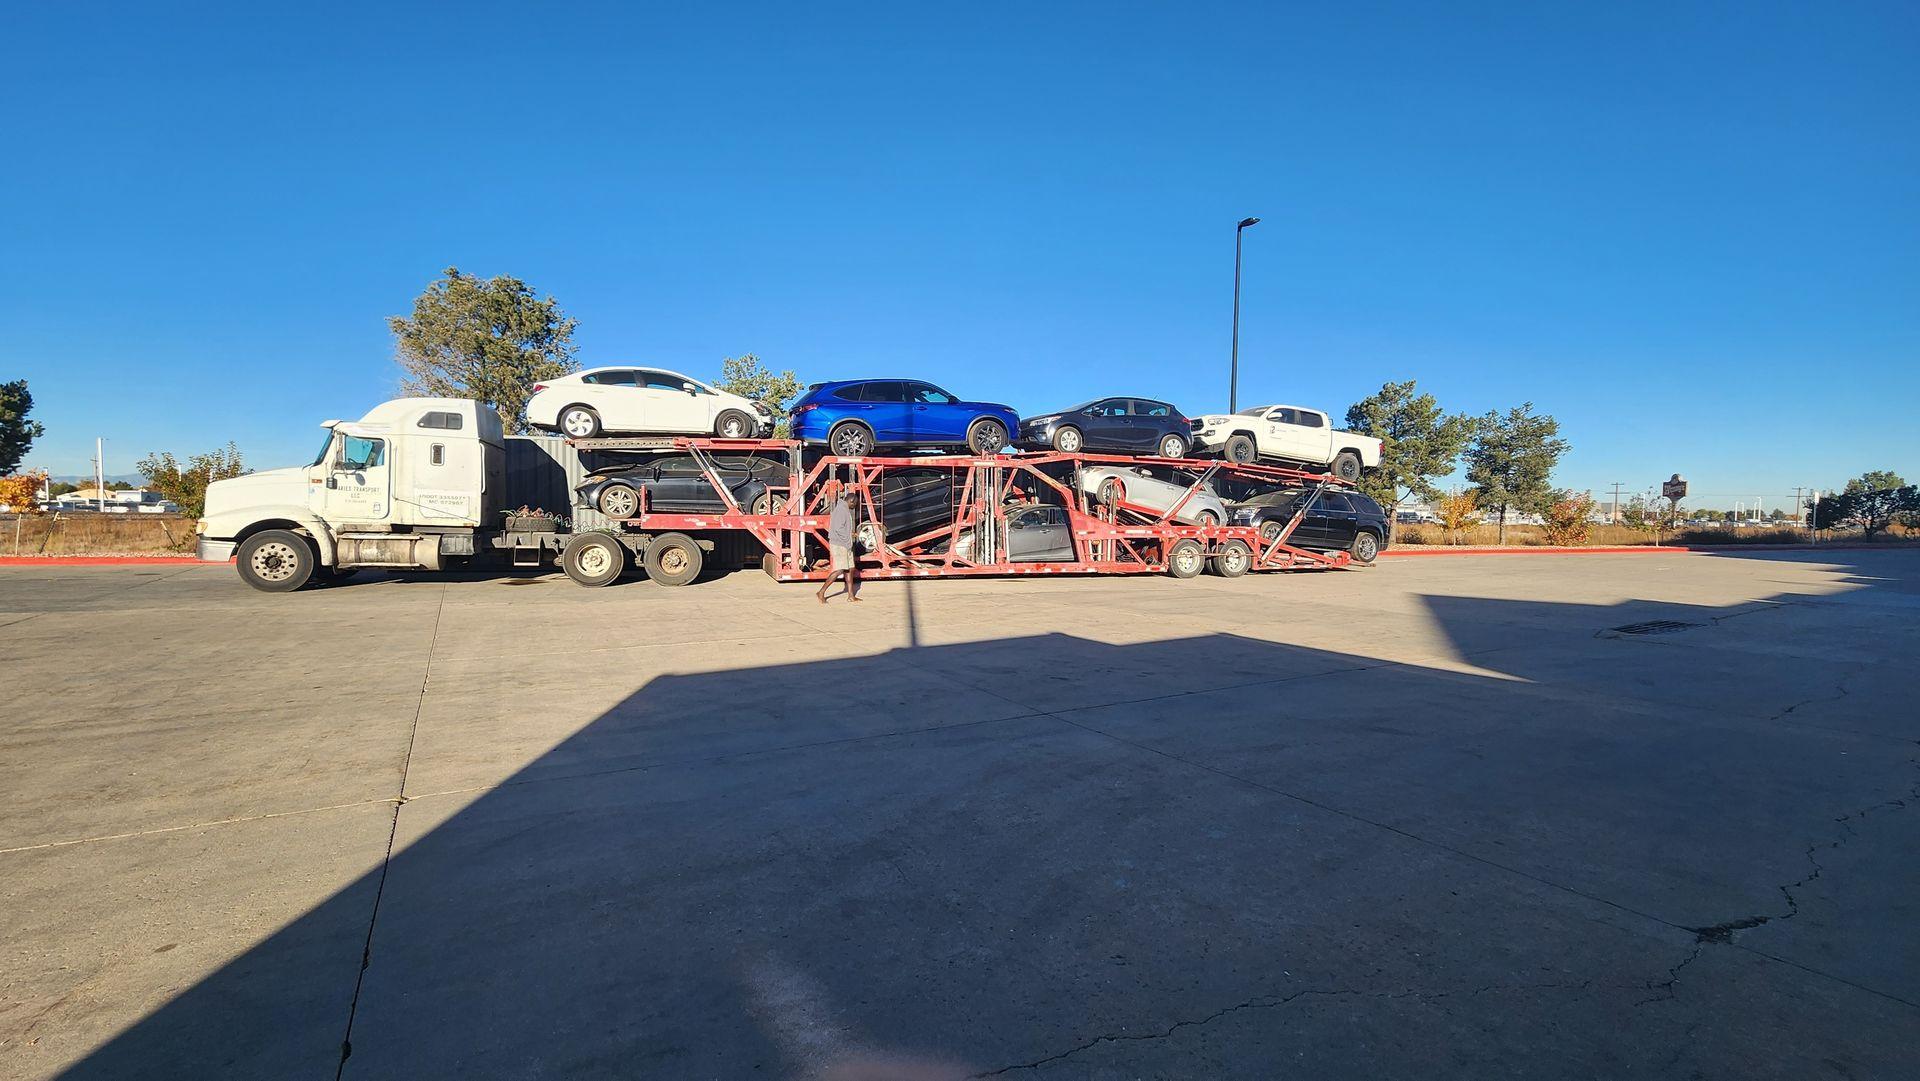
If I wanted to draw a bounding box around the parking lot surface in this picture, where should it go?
[2,550,1917,1079]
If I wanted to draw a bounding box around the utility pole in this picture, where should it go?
[1608,481,1625,525]
[94,437,106,513]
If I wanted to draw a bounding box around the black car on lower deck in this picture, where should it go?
[856,466,964,550]
[1018,397,1195,459]
[1223,487,1390,564]
[576,453,789,519]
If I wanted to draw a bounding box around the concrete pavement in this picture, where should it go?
[2,551,1916,1078]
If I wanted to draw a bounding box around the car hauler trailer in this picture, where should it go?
[552,436,1354,588]
[197,399,1354,592]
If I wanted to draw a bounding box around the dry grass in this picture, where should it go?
[1,514,194,555]
[1392,523,1816,547]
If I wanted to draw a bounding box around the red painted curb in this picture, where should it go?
[1381,543,1896,557]
[0,556,205,566]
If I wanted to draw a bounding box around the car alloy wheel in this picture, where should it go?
[751,493,787,516]
[598,484,640,518]
[1159,435,1187,459]
[830,423,873,457]
[1054,426,1083,453]
[1352,531,1379,563]
[970,420,1007,455]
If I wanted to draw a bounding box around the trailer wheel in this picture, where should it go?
[715,409,754,438]
[1166,538,1205,579]
[559,405,603,439]
[1208,539,1252,578]
[597,483,641,519]
[562,533,626,587]
[1052,425,1083,453]
[828,421,875,457]
[1158,433,1189,459]
[236,530,315,592]
[644,532,704,586]
[1332,450,1363,482]
[1223,434,1257,464]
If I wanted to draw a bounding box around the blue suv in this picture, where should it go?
[789,380,1020,457]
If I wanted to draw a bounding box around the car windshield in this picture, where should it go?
[310,429,335,466]
[1234,405,1273,417]
[1060,400,1100,414]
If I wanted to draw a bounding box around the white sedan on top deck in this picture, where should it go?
[527,366,776,439]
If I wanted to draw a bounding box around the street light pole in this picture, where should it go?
[1230,217,1260,414]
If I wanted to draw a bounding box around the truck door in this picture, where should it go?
[312,433,391,522]
[1263,408,1325,464]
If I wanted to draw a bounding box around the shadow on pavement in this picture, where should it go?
[49,554,1920,1080]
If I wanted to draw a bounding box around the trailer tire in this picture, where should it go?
[559,405,603,439]
[236,530,316,592]
[1166,538,1205,579]
[1223,434,1257,464]
[1332,450,1363,482]
[562,533,626,587]
[828,421,875,457]
[715,409,754,439]
[1208,539,1252,578]
[644,532,704,586]
[967,418,1008,456]
[1052,425,1083,453]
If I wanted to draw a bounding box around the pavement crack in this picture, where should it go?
[973,981,1596,1076]
[1636,944,1705,1006]
[332,581,445,1079]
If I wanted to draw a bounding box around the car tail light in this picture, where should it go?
[531,383,548,394]
[792,403,817,414]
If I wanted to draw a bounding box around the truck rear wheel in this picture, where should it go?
[644,532,704,586]
[562,533,626,587]
[237,530,315,592]
[1332,450,1362,482]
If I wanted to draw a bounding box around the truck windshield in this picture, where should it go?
[310,430,336,466]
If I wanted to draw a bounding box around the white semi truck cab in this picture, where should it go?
[198,398,508,591]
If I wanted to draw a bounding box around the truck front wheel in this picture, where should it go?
[237,530,316,592]
[562,533,627,587]
[1223,434,1257,463]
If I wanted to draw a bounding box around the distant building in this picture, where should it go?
[44,488,180,514]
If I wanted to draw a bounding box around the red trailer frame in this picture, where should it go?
[564,437,1356,585]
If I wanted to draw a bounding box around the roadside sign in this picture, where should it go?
[1662,474,1688,501]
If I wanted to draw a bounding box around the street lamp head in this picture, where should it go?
[1238,217,1261,229]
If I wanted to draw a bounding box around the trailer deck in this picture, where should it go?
[555,438,1357,586]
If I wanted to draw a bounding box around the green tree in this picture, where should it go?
[1,379,46,474]
[1818,471,1917,536]
[1463,403,1569,544]
[138,443,248,518]
[389,267,579,434]
[717,354,803,437]
[1343,380,1475,539]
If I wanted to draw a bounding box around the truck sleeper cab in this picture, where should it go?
[197,398,505,591]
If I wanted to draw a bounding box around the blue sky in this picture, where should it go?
[4,2,1914,508]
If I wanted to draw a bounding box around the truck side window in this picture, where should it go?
[341,436,385,470]
[430,444,445,466]
[1297,411,1324,428]
[417,411,463,430]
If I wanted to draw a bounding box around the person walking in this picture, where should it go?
[818,487,862,604]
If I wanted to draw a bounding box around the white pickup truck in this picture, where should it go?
[1187,405,1382,481]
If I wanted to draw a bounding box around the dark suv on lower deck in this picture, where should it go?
[1224,487,1390,563]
